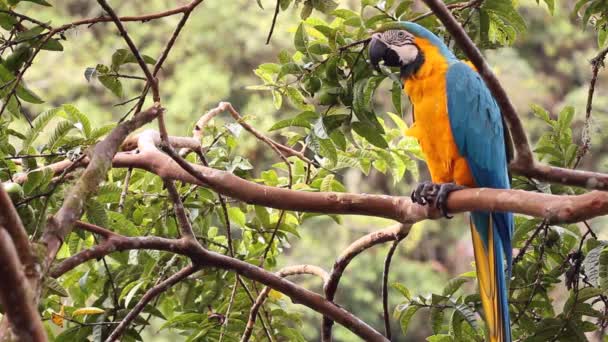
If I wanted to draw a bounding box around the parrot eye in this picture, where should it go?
[398,31,406,38]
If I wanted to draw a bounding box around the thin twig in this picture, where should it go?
[105,265,197,342]
[96,0,159,101]
[117,168,132,212]
[573,45,608,169]
[266,0,280,44]
[382,237,402,339]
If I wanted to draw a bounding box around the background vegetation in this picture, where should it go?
[1,0,607,341]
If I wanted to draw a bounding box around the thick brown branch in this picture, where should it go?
[0,186,38,281]
[0,229,46,342]
[164,180,196,239]
[116,141,608,223]
[322,224,410,341]
[105,265,198,342]
[51,235,387,341]
[241,265,329,342]
[42,105,161,272]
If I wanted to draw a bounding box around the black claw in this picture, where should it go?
[433,183,465,219]
[411,181,433,205]
[411,182,466,218]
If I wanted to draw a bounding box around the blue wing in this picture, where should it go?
[446,61,514,342]
[445,61,513,254]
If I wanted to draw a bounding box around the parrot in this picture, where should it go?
[368,22,513,342]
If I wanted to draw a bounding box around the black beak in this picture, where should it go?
[369,36,402,71]
[369,37,388,71]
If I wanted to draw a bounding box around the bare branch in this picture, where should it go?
[41,105,162,272]
[0,186,38,282]
[106,265,198,342]
[322,224,410,341]
[51,235,388,341]
[0,229,46,342]
[241,265,330,342]
[382,237,402,339]
[164,180,196,239]
[574,45,608,168]
[96,0,159,101]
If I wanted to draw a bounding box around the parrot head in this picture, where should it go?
[368,22,455,79]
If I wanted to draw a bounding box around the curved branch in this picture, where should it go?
[241,265,329,342]
[0,186,38,281]
[51,235,387,341]
[106,265,198,342]
[322,224,410,341]
[0,229,46,342]
[42,105,162,272]
[382,238,402,339]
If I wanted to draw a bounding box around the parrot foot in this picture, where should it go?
[411,182,465,218]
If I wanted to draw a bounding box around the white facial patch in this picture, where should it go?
[392,44,419,64]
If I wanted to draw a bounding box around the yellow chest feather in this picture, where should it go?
[402,39,475,186]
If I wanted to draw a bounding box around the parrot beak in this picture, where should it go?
[369,35,388,71]
[369,35,401,71]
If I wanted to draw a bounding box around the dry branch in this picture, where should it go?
[322,224,410,341]
[106,265,198,342]
[241,265,329,342]
[50,233,388,341]
[42,105,161,270]
[0,229,46,342]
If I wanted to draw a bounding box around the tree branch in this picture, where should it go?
[0,229,46,342]
[574,45,608,168]
[0,186,39,284]
[382,237,403,339]
[322,224,410,341]
[105,265,198,342]
[96,0,159,101]
[41,105,162,273]
[241,265,329,342]
[50,235,388,341]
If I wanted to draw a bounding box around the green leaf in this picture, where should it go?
[392,282,412,300]
[311,0,338,13]
[442,277,468,297]
[111,48,156,72]
[583,245,604,287]
[427,334,454,342]
[294,23,309,54]
[159,313,203,330]
[599,247,608,290]
[285,86,313,111]
[320,174,334,192]
[269,111,317,131]
[45,277,69,297]
[352,122,388,148]
[23,107,61,149]
[301,1,313,19]
[63,104,91,138]
[98,74,123,98]
[227,206,246,227]
[398,305,421,335]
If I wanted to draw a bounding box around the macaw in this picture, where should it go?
[368,22,513,342]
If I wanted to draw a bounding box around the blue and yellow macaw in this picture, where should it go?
[369,22,513,342]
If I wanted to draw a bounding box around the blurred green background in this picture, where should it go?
[13,0,608,340]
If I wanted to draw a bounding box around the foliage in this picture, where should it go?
[0,0,607,341]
